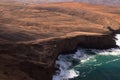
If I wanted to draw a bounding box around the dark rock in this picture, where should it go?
[0,32,116,80]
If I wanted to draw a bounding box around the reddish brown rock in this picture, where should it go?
[0,2,119,80]
[0,32,116,80]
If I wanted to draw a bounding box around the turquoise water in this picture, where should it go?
[72,49,120,80]
[53,34,120,80]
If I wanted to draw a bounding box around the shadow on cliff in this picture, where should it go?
[107,26,120,35]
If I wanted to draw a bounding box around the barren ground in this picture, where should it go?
[0,2,120,43]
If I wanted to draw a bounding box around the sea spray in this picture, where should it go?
[53,49,93,80]
[53,34,120,80]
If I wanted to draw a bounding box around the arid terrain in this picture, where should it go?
[0,2,120,80]
[75,0,120,6]
[0,2,120,43]
[0,0,120,6]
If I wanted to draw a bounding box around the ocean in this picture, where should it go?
[53,34,120,80]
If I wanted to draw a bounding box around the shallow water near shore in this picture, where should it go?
[53,34,120,80]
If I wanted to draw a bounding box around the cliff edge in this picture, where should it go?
[0,2,120,80]
[0,32,116,80]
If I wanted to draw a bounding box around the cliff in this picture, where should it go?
[0,2,120,80]
[0,32,116,80]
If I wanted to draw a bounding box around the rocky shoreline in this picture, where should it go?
[0,2,120,80]
[0,32,117,80]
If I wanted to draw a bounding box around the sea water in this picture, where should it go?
[53,34,120,80]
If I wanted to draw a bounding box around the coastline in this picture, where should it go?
[0,2,120,80]
[0,32,117,80]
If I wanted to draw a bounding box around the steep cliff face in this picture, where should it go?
[0,2,120,80]
[0,32,116,80]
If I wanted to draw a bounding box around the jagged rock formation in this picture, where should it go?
[0,2,120,80]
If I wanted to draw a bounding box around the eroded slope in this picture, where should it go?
[0,2,120,80]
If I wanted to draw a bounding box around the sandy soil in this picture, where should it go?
[0,2,120,43]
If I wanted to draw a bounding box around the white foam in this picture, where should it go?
[53,34,120,80]
[90,34,120,56]
[53,69,79,80]
[91,48,120,56]
[73,49,90,63]
[53,49,90,80]
[53,54,79,80]
[115,34,120,46]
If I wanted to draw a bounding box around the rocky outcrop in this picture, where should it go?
[0,32,116,80]
[0,2,120,80]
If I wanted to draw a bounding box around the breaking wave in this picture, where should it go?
[53,34,120,80]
